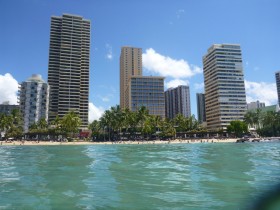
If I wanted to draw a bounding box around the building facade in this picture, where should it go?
[203,44,247,131]
[126,76,165,118]
[196,93,206,123]
[165,85,191,119]
[19,74,49,132]
[0,102,19,115]
[247,100,265,110]
[120,47,142,109]
[47,14,90,128]
[276,71,280,107]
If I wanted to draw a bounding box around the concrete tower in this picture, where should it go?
[120,47,142,109]
[47,14,90,128]
[196,93,206,123]
[165,85,191,119]
[19,74,49,132]
[203,44,247,131]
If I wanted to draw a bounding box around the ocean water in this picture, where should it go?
[0,142,280,210]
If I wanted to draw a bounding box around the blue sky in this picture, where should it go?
[0,0,279,121]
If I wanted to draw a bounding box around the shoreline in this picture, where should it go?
[0,138,240,146]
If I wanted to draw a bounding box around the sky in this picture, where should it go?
[0,0,279,121]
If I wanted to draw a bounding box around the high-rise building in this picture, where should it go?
[276,71,280,107]
[47,14,90,128]
[126,76,165,118]
[196,93,206,123]
[120,47,142,109]
[19,74,49,132]
[247,100,265,110]
[203,44,247,131]
[165,85,191,119]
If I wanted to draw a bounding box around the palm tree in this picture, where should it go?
[110,105,123,140]
[101,110,114,141]
[137,106,149,126]
[142,116,154,140]
[10,109,23,127]
[0,113,8,138]
[253,108,262,129]
[244,111,255,128]
[188,115,199,131]
[122,108,131,136]
[37,118,48,130]
[150,115,161,138]
[174,113,187,132]
[0,113,7,131]
[160,118,176,139]
[262,111,278,136]
[60,110,81,138]
[88,120,101,140]
[127,110,138,140]
[29,122,38,131]
[4,109,23,139]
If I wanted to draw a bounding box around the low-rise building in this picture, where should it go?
[247,100,265,110]
[0,102,19,115]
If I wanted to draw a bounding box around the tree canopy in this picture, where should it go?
[88,105,202,141]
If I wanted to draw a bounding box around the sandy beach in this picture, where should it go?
[0,138,238,146]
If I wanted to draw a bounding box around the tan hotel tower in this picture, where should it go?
[120,47,142,108]
[203,44,247,131]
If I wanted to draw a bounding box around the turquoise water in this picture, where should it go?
[0,143,280,209]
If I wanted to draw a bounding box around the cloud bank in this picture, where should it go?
[0,73,19,105]
[142,48,202,79]
[88,102,104,122]
[245,80,277,105]
[165,79,189,89]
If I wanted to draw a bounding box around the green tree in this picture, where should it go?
[100,110,114,141]
[37,118,48,130]
[227,120,248,137]
[60,111,81,138]
[142,116,156,139]
[5,109,23,139]
[88,120,101,140]
[159,118,176,139]
[110,105,124,139]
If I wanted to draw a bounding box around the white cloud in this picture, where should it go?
[245,80,277,105]
[165,79,189,89]
[142,48,202,79]
[176,9,185,18]
[101,97,110,102]
[88,102,105,122]
[98,96,110,102]
[194,82,204,91]
[105,43,113,60]
[253,66,260,71]
[97,93,114,102]
[0,73,19,105]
